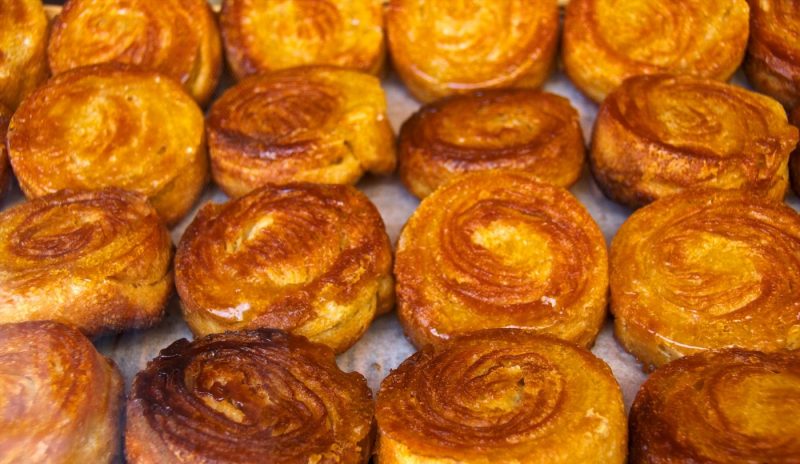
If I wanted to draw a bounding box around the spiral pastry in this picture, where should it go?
[0,104,10,202]
[7,63,208,226]
[126,329,374,464]
[0,0,48,110]
[395,170,608,349]
[563,0,750,102]
[630,348,800,463]
[47,0,222,106]
[399,89,584,199]
[386,0,559,102]
[175,183,394,353]
[0,321,123,463]
[591,74,797,208]
[376,329,627,463]
[207,66,395,197]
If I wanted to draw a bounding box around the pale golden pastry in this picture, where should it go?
[7,63,208,226]
[630,349,800,463]
[395,170,608,349]
[126,329,374,463]
[376,329,627,464]
[563,0,750,102]
[0,321,123,464]
[175,183,394,353]
[0,104,10,201]
[591,74,797,208]
[611,189,800,371]
[399,89,584,198]
[47,0,222,106]
[220,0,384,80]
[386,0,559,102]
[0,0,48,110]
[206,66,395,197]
[0,188,173,336]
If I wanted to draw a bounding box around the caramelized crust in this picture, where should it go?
[386,0,559,102]
[399,90,584,198]
[792,106,800,197]
[7,63,208,226]
[395,171,608,349]
[611,189,800,370]
[0,189,173,336]
[630,349,800,463]
[591,74,797,208]
[126,329,374,464]
[47,0,222,106]
[563,0,750,102]
[0,104,10,202]
[376,329,627,463]
[0,321,123,463]
[175,183,394,353]
[0,0,48,109]
[207,66,395,197]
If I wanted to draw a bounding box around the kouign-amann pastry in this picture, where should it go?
[7,63,208,226]
[207,66,395,197]
[126,329,374,464]
[611,189,800,370]
[0,189,173,336]
[386,0,559,102]
[592,74,797,208]
[376,329,627,463]
[0,321,123,464]
[47,0,222,106]
[0,104,11,201]
[563,0,750,102]
[630,349,800,463]
[395,170,608,349]
[399,89,584,198]
[0,0,48,109]
[790,105,800,197]
[175,183,393,353]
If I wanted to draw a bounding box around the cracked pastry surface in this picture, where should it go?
[0,0,48,109]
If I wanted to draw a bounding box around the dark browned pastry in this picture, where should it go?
[0,188,173,336]
[0,104,10,202]
[126,329,374,463]
[0,321,123,463]
[376,329,627,463]
[592,74,798,208]
[0,0,48,109]
[175,183,394,353]
[630,348,800,463]
[399,89,585,199]
[791,105,800,198]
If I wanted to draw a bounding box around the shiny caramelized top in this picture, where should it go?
[749,0,800,67]
[0,0,48,109]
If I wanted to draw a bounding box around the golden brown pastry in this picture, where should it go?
[563,0,750,102]
[395,170,608,349]
[126,329,374,464]
[220,0,384,80]
[0,104,10,201]
[790,105,800,198]
[0,188,173,336]
[47,0,222,106]
[0,321,123,463]
[591,74,797,208]
[0,0,48,110]
[175,183,393,353]
[386,0,559,102]
[376,329,627,463]
[611,189,800,371]
[206,66,395,197]
[630,348,800,463]
[7,63,208,226]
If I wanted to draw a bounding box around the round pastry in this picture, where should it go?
[0,0,48,109]
[591,74,797,208]
[0,321,123,463]
[395,170,608,349]
[611,189,800,370]
[175,183,394,353]
[629,348,800,463]
[47,0,222,106]
[7,63,208,226]
[399,89,584,198]
[792,106,800,197]
[126,329,374,463]
[386,0,559,102]
[0,188,173,336]
[206,66,395,197]
[376,329,627,463]
[563,0,750,102]
[220,0,384,80]
[0,104,11,201]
